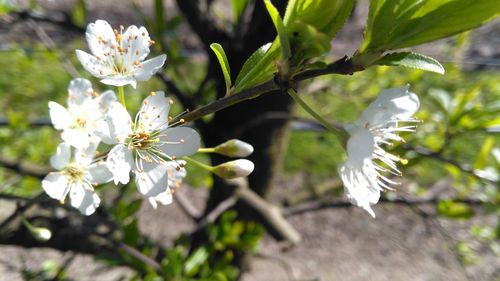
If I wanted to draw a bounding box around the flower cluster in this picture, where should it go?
[338,86,420,217]
[43,20,256,216]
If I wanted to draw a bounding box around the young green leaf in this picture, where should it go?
[231,0,249,23]
[375,52,445,74]
[210,43,232,95]
[264,0,291,60]
[360,0,500,52]
[234,42,278,92]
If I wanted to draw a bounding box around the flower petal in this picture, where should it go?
[48,101,70,130]
[61,128,92,149]
[160,127,200,158]
[69,182,101,215]
[338,163,380,218]
[100,76,137,88]
[50,143,71,170]
[42,172,70,201]
[345,127,374,165]
[93,90,117,112]
[85,19,117,58]
[76,50,111,78]
[135,161,168,197]
[97,102,132,144]
[106,144,134,185]
[67,78,93,107]
[122,25,151,62]
[138,92,170,132]
[133,54,166,81]
[148,189,173,209]
[87,161,113,184]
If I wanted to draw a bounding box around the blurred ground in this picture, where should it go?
[0,1,499,280]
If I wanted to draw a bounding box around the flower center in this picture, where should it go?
[64,164,85,181]
[129,131,159,150]
[75,117,87,128]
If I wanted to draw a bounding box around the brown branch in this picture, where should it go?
[0,156,50,179]
[283,197,483,217]
[229,178,301,244]
[172,56,360,124]
[173,191,202,220]
[195,194,238,231]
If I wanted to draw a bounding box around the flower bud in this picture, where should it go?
[214,139,254,157]
[23,219,52,242]
[212,159,255,179]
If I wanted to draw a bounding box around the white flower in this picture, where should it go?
[147,160,187,209]
[339,86,420,218]
[76,20,166,88]
[49,78,116,149]
[103,92,200,198]
[42,143,112,215]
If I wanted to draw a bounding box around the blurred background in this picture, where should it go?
[0,0,498,280]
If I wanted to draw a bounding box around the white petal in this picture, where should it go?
[134,54,167,81]
[50,143,71,170]
[106,144,134,185]
[42,172,70,201]
[346,127,374,165]
[338,163,380,218]
[122,25,151,62]
[166,160,186,187]
[48,101,70,130]
[134,161,168,197]
[93,90,117,112]
[100,76,137,88]
[74,140,99,166]
[148,189,173,209]
[98,102,132,144]
[87,161,113,184]
[160,127,201,158]
[67,78,93,107]
[76,50,110,78]
[85,19,117,58]
[138,92,171,132]
[61,128,92,149]
[69,182,101,216]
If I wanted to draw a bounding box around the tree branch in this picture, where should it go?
[172,56,359,124]
[283,196,483,217]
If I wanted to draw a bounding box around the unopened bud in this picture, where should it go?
[212,159,254,179]
[214,139,254,157]
[23,219,52,242]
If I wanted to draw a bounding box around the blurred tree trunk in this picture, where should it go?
[177,0,292,276]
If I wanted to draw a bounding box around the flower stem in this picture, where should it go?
[197,148,216,153]
[286,88,349,145]
[118,86,126,109]
[182,156,214,172]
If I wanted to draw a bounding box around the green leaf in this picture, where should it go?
[264,0,291,59]
[234,42,277,92]
[375,52,445,74]
[184,247,209,276]
[210,43,232,95]
[474,137,495,170]
[284,0,355,38]
[361,0,500,52]
[437,200,475,219]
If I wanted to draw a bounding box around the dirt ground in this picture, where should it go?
[0,1,499,280]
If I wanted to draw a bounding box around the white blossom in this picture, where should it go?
[102,92,200,198]
[42,143,112,215]
[49,78,116,149]
[339,86,420,217]
[147,160,187,209]
[76,20,166,88]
